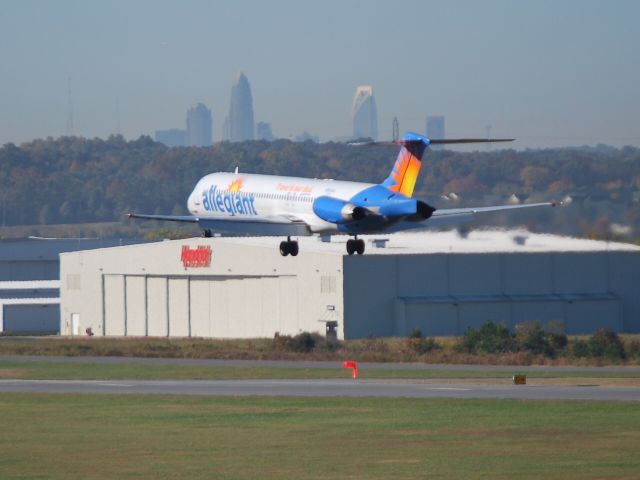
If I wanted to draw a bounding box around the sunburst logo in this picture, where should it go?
[228,178,244,192]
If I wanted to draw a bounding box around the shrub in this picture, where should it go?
[272,332,291,351]
[514,321,568,357]
[406,329,440,355]
[455,321,514,354]
[516,322,552,356]
[273,332,320,353]
[625,339,640,359]
[571,330,626,360]
[549,332,568,351]
[588,329,625,360]
[572,339,590,358]
[290,332,317,353]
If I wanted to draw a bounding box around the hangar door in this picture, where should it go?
[103,274,296,338]
[189,276,292,338]
[104,275,125,335]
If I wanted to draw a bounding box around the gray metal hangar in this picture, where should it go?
[59,230,640,339]
[0,237,146,334]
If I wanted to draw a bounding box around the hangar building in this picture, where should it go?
[0,238,146,334]
[60,230,640,339]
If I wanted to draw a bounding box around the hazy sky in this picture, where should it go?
[1,0,639,149]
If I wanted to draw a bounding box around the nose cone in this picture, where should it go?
[187,190,199,214]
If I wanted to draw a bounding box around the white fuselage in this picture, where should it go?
[187,172,374,234]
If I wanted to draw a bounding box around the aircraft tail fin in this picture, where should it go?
[381,132,429,198]
[380,133,514,197]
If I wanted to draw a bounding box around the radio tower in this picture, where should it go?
[485,123,492,149]
[66,77,74,136]
[392,117,399,142]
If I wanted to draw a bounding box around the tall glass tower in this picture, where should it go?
[186,103,213,147]
[352,85,378,140]
[225,72,255,142]
[426,115,445,150]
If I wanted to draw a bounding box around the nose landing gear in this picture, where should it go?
[279,236,299,256]
[346,236,365,255]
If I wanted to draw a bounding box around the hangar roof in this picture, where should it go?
[224,229,640,255]
[0,238,149,261]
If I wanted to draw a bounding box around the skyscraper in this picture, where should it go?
[426,115,445,139]
[186,103,213,147]
[256,121,274,141]
[352,85,377,140]
[225,72,255,142]
[426,115,445,150]
[155,128,186,147]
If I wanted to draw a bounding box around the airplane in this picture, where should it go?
[127,132,557,256]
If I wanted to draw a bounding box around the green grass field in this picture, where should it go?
[2,359,640,385]
[0,394,639,480]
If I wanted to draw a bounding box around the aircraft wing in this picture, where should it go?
[127,213,199,223]
[388,201,558,231]
[127,213,312,237]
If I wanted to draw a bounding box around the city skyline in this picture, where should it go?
[155,102,212,147]
[1,1,639,149]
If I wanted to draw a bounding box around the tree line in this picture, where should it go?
[1,135,639,240]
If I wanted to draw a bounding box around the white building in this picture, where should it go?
[60,230,640,339]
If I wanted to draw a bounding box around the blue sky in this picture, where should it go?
[1,0,639,148]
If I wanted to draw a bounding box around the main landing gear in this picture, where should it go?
[346,236,365,255]
[202,229,213,238]
[279,236,299,256]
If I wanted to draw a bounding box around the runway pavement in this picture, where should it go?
[2,355,640,400]
[1,378,640,401]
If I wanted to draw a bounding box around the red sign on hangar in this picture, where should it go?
[181,245,212,268]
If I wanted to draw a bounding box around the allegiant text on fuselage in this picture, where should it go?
[202,186,258,216]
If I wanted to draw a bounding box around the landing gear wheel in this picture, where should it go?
[279,239,299,257]
[346,238,366,255]
[346,239,356,255]
[202,229,213,238]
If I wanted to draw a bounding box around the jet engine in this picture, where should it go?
[312,196,368,224]
[416,200,436,219]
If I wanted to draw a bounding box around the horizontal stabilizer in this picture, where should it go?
[387,201,558,232]
[348,137,513,147]
[429,138,513,144]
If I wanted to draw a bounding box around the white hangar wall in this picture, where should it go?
[60,232,640,340]
[60,238,343,339]
[343,251,640,337]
